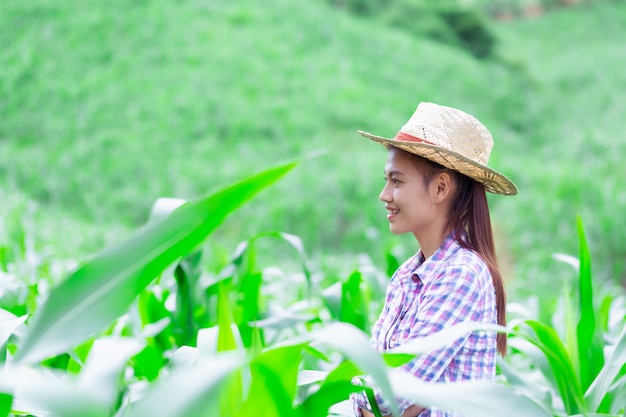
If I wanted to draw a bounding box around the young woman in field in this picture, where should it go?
[350,102,518,417]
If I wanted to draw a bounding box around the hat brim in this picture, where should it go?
[358,130,518,196]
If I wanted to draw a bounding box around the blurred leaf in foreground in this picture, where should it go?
[15,162,296,364]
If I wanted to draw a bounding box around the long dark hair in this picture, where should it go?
[410,151,507,356]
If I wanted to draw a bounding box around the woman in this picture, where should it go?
[350,102,518,417]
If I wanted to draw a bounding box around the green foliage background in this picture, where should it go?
[1,0,625,300]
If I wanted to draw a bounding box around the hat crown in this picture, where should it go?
[356,101,518,195]
[398,102,493,165]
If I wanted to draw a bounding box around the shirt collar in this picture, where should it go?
[412,233,460,284]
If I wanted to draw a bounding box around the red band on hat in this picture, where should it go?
[394,131,436,145]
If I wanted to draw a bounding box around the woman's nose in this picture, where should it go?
[379,183,391,202]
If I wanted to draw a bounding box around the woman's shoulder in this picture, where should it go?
[449,243,488,269]
[436,242,491,283]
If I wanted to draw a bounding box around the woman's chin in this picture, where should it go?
[388,224,405,235]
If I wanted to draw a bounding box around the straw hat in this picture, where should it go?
[358,102,518,196]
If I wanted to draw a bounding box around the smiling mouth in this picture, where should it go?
[387,208,399,216]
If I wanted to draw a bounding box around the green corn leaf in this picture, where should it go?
[173,252,203,347]
[15,162,296,364]
[217,281,239,352]
[298,380,362,417]
[236,270,263,347]
[576,216,605,391]
[303,344,331,363]
[563,281,580,378]
[389,371,552,417]
[298,361,363,417]
[0,309,27,363]
[325,360,362,384]
[228,236,262,347]
[66,339,95,374]
[522,320,585,415]
[237,269,262,324]
[136,288,174,354]
[236,343,306,417]
[597,294,613,333]
[381,352,414,368]
[0,393,11,417]
[132,344,164,381]
[125,352,246,417]
[249,323,264,358]
[340,271,368,331]
[310,322,399,416]
[568,414,624,417]
[217,281,244,414]
[384,249,400,281]
[584,324,626,412]
[365,386,384,417]
[246,364,296,417]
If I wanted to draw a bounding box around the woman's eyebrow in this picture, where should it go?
[384,169,406,176]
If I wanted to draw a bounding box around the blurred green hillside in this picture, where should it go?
[1,0,625,297]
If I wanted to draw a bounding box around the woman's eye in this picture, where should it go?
[383,176,400,185]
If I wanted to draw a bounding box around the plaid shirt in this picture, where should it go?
[350,234,498,417]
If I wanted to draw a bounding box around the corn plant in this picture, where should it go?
[1,161,623,417]
[0,161,296,415]
[0,158,543,417]
[502,216,626,416]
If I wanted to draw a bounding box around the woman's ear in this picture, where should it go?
[432,171,452,203]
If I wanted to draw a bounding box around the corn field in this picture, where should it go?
[0,163,624,417]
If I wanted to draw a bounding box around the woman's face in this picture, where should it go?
[379,148,438,237]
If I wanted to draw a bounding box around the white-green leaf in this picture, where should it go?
[386,322,507,355]
[310,322,399,416]
[0,309,27,348]
[0,366,107,417]
[297,370,329,386]
[125,352,245,417]
[79,337,144,405]
[170,345,199,369]
[497,357,553,412]
[584,324,626,411]
[389,370,552,417]
[15,162,296,364]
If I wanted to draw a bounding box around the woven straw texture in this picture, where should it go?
[358,102,518,196]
